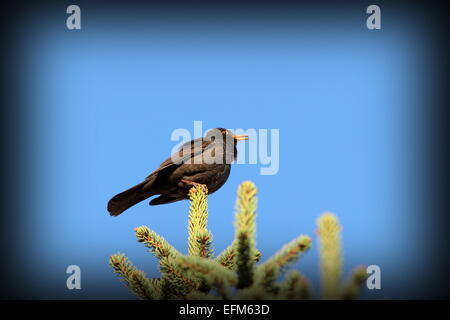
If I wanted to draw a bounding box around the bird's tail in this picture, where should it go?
[107,181,153,216]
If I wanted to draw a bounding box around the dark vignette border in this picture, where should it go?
[0,0,448,300]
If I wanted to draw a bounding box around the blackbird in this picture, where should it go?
[107,128,248,216]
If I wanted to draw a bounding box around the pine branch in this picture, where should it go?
[317,212,342,300]
[110,182,366,300]
[141,277,176,300]
[188,185,213,258]
[341,265,368,300]
[234,286,278,300]
[161,276,185,299]
[253,235,312,293]
[185,291,222,300]
[234,181,257,289]
[109,253,157,300]
[215,243,261,270]
[175,255,237,299]
[134,226,198,296]
[215,244,236,269]
[159,256,199,296]
[254,248,262,262]
[278,270,311,300]
[135,226,181,259]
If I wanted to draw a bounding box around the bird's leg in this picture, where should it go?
[181,179,201,186]
[181,179,208,193]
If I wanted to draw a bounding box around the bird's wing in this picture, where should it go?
[145,138,213,179]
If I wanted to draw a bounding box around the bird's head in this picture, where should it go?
[205,128,249,143]
[204,128,249,163]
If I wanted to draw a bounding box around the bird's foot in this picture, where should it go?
[182,179,208,194]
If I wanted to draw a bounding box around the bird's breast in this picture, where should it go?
[170,163,231,195]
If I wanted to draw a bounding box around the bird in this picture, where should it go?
[107,128,249,216]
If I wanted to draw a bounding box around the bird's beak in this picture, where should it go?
[233,134,249,141]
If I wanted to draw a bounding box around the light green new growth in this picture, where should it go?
[134,225,198,297]
[109,253,159,300]
[235,181,257,288]
[317,212,342,299]
[341,265,369,300]
[215,242,261,270]
[316,213,368,299]
[188,185,213,258]
[253,235,312,294]
[109,182,367,299]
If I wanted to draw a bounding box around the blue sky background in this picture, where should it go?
[13,4,434,299]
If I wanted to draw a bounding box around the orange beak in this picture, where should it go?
[233,134,249,141]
